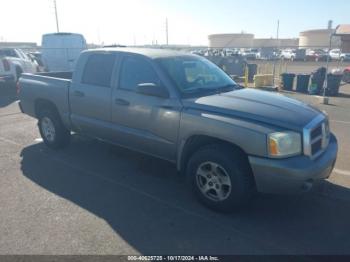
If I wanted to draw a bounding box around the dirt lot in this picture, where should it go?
[1,72,350,255]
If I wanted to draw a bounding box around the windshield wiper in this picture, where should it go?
[216,84,243,92]
[183,84,241,98]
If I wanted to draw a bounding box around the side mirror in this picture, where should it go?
[137,83,169,98]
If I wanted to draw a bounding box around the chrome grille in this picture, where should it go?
[303,115,330,159]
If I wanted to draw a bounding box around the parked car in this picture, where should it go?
[330,49,350,61]
[242,48,260,60]
[280,49,296,60]
[0,48,38,85]
[293,49,306,61]
[330,49,341,60]
[343,67,350,83]
[258,48,276,60]
[190,50,203,56]
[224,48,240,57]
[27,52,45,72]
[18,48,338,212]
[305,49,330,62]
[41,32,87,72]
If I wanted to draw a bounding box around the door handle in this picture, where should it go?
[73,90,85,97]
[115,98,130,106]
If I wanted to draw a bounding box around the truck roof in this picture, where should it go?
[85,48,194,59]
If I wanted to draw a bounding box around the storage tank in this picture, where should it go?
[252,38,299,48]
[299,29,339,48]
[208,33,254,48]
[252,38,279,48]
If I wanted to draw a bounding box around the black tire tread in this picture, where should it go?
[186,144,255,213]
[38,108,70,149]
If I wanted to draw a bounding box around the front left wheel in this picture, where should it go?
[187,144,255,212]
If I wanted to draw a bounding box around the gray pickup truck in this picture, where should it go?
[18,48,338,212]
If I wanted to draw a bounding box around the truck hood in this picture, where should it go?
[182,89,322,130]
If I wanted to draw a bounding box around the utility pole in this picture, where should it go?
[272,20,280,87]
[165,17,169,45]
[53,0,60,33]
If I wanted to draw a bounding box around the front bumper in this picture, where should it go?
[249,134,338,194]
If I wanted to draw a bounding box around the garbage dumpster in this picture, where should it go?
[219,56,246,77]
[247,64,258,82]
[281,73,296,91]
[325,74,343,96]
[296,74,310,93]
[310,67,326,95]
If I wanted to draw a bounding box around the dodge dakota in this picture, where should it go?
[18,48,338,212]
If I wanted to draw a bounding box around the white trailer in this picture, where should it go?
[41,33,87,72]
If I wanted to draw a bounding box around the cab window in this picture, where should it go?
[119,56,160,92]
[82,54,115,87]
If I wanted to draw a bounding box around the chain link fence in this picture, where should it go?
[1,44,350,95]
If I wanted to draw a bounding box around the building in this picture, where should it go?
[208,33,299,49]
[299,29,340,48]
[252,38,299,48]
[0,42,37,49]
[208,33,254,48]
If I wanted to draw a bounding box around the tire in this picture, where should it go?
[38,108,70,149]
[186,144,255,212]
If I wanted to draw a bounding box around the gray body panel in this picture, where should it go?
[19,73,72,128]
[18,48,338,194]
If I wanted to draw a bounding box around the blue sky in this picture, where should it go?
[156,0,350,37]
[0,0,349,45]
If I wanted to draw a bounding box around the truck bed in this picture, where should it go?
[35,71,73,80]
[18,72,73,128]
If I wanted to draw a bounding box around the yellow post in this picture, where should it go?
[244,65,249,88]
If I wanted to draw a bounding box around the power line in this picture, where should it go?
[165,18,169,45]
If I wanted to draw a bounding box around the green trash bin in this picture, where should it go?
[296,74,310,93]
[325,74,343,96]
[281,73,296,91]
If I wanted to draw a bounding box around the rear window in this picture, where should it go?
[82,54,115,87]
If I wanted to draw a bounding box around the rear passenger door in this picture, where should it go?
[70,53,117,139]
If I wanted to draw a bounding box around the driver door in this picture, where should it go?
[111,55,181,161]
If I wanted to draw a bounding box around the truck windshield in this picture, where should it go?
[156,56,238,97]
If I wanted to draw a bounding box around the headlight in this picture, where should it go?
[268,132,302,158]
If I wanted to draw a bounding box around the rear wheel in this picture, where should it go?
[38,108,70,149]
[187,144,255,212]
